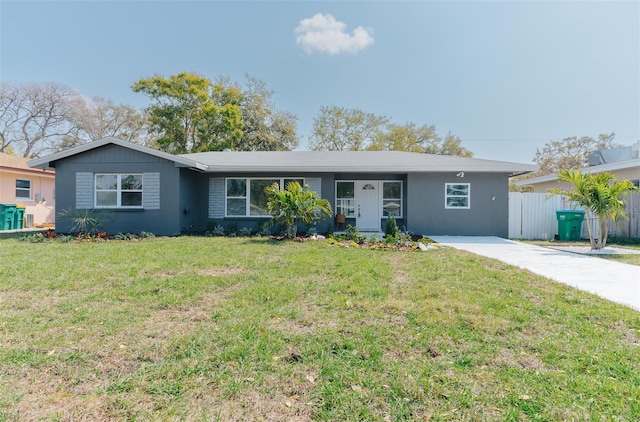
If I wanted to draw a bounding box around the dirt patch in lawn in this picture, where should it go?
[493,348,546,371]
[190,389,313,422]
[197,267,245,277]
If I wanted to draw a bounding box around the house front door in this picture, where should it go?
[356,181,380,232]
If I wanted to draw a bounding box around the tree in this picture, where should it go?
[309,106,390,151]
[534,133,621,175]
[229,75,298,151]
[58,97,152,150]
[132,72,243,153]
[76,98,150,144]
[0,82,81,157]
[549,169,637,249]
[266,181,333,238]
[367,122,472,157]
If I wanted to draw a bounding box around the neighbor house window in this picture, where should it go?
[382,181,402,217]
[335,181,355,217]
[95,174,143,208]
[226,178,304,217]
[15,179,31,199]
[445,183,470,208]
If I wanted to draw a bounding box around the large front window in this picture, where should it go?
[16,179,31,199]
[95,174,142,208]
[226,178,304,217]
[445,183,470,208]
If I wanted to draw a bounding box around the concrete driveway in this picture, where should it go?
[428,236,640,311]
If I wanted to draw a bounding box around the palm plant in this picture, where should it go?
[550,170,637,249]
[57,208,112,235]
[266,181,333,238]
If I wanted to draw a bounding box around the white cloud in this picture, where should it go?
[295,13,374,55]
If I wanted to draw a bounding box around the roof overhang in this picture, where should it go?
[26,139,539,176]
[28,137,207,171]
[0,165,55,176]
[181,151,539,175]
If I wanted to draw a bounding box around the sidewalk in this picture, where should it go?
[429,236,640,311]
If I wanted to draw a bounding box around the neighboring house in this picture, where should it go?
[0,152,55,227]
[516,142,640,193]
[28,137,537,236]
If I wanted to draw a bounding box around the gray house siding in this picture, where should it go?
[407,172,509,236]
[53,144,184,235]
[206,172,331,234]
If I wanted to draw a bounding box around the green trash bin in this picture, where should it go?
[0,204,16,231]
[556,210,585,241]
[14,206,26,230]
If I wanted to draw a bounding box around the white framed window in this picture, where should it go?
[382,181,402,217]
[335,181,355,217]
[225,178,304,217]
[95,174,143,208]
[445,183,470,209]
[16,179,31,199]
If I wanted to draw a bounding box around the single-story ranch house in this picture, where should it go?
[28,137,537,236]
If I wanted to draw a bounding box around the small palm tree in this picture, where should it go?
[266,181,333,238]
[550,170,637,249]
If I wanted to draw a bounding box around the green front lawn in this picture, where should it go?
[1,237,639,420]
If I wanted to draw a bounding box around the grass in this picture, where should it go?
[1,236,639,421]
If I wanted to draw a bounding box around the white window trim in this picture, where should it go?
[95,173,143,209]
[15,178,31,200]
[224,177,305,217]
[335,180,403,219]
[445,183,471,209]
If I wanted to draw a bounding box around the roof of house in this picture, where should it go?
[1,151,55,175]
[28,137,538,175]
[515,157,640,186]
[182,150,537,175]
[28,137,207,171]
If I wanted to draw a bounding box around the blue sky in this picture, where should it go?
[1,0,638,163]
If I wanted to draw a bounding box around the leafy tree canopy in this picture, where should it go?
[534,133,621,175]
[367,122,472,156]
[309,106,471,156]
[309,106,390,151]
[217,75,298,151]
[132,72,244,154]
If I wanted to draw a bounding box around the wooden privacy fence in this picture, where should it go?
[508,192,640,240]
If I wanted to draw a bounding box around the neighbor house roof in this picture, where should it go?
[27,137,538,176]
[1,151,55,176]
[27,137,207,171]
[515,157,640,187]
[182,150,537,175]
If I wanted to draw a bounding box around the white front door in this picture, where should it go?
[356,181,380,231]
